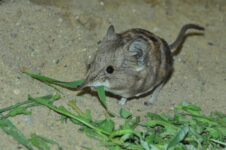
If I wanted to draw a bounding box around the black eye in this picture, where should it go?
[106,66,114,74]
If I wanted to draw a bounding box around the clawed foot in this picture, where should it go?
[118,97,127,105]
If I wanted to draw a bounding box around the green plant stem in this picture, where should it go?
[0,114,34,150]
[29,96,111,136]
[0,100,32,113]
[0,95,57,114]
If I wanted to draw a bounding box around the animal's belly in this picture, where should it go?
[105,87,132,98]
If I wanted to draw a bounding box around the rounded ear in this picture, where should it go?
[103,25,117,41]
[128,38,149,66]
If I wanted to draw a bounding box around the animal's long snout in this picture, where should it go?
[77,73,99,89]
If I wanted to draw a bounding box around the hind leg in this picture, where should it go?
[144,83,164,106]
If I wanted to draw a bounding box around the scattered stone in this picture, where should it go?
[13,89,20,95]
[10,33,17,38]
[208,42,214,46]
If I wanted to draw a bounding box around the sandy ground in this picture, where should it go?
[0,0,225,149]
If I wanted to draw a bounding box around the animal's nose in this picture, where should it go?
[77,83,85,89]
[77,80,88,89]
[77,84,82,89]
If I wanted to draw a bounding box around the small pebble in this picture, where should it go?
[208,42,214,46]
[23,116,33,124]
[153,27,159,32]
[53,59,60,64]
[10,33,17,38]
[100,1,104,6]
[198,66,203,71]
[82,48,87,51]
[13,89,20,95]
[132,9,137,13]
[184,76,188,80]
[177,57,182,62]
[58,18,63,23]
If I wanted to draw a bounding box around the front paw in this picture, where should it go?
[118,97,127,105]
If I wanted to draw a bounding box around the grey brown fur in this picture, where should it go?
[79,24,204,105]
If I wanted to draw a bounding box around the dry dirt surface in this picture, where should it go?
[0,0,226,149]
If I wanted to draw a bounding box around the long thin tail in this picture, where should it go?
[169,24,204,51]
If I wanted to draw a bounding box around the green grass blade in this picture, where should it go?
[149,144,161,150]
[0,95,55,113]
[30,133,60,145]
[23,72,83,88]
[110,129,139,138]
[0,95,60,149]
[176,101,201,116]
[119,108,132,119]
[29,136,50,150]
[146,120,178,134]
[96,86,107,108]
[166,126,189,149]
[125,143,144,150]
[81,146,96,150]
[0,114,33,150]
[96,86,116,117]
[28,133,61,150]
[5,107,31,118]
[211,139,226,146]
[29,96,110,136]
[96,119,115,133]
[140,140,151,150]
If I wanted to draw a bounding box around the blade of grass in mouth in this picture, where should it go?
[23,71,83,89]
